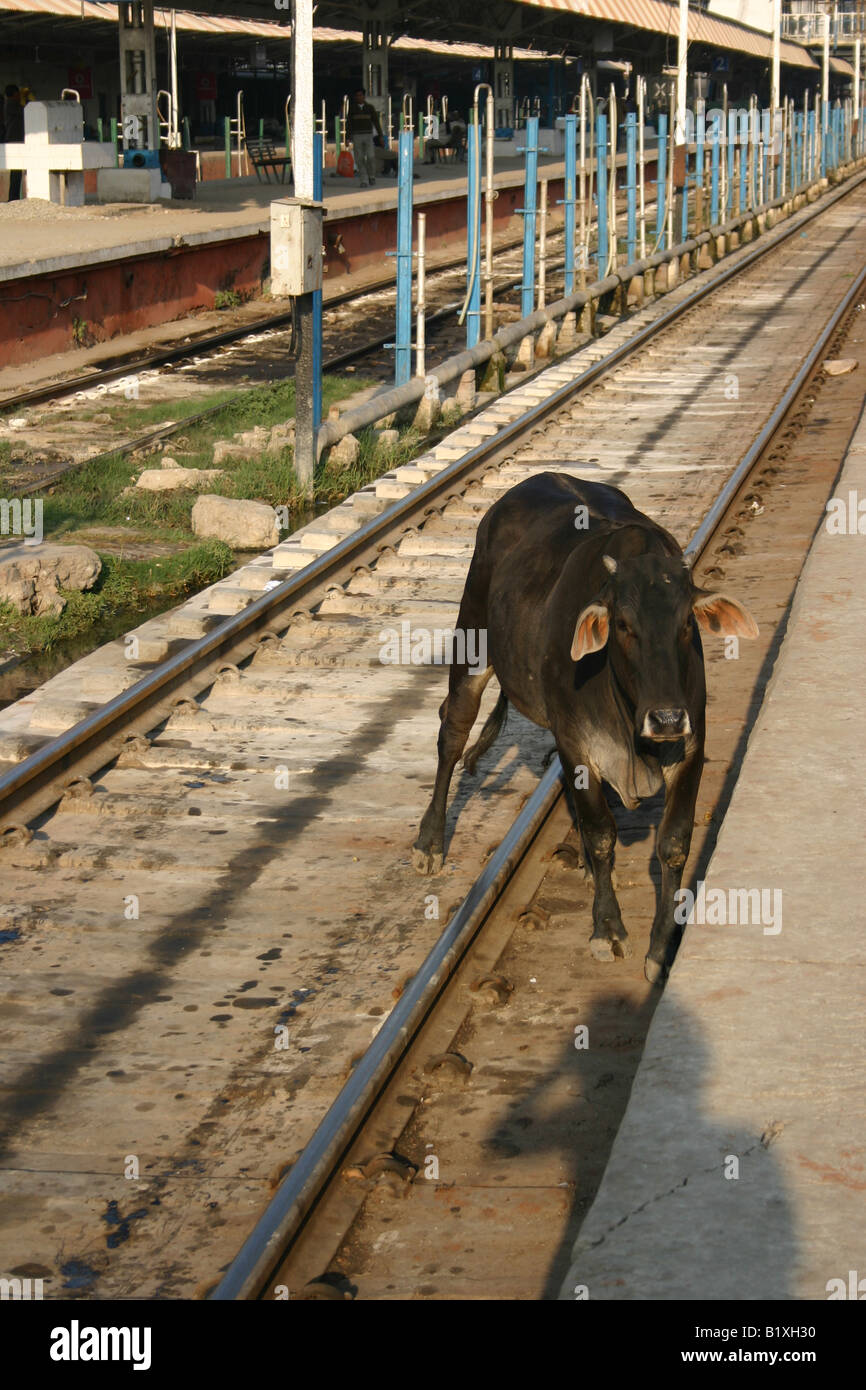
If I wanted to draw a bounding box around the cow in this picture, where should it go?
[412,473,758,982]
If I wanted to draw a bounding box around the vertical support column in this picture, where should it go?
[118,0,159,150]
[596,111,608,275]
[655,113,667,251]
[737,109,746,212]
[312,131,323,439]
[292,0,318,492]
[711,117,720,225]
[395,128,414,386]
[466,114,482,348]
[520,115,538,318]
[363,21,389,130]
[563,112,577,295]
[626,111,636,264]
[695,99,705,230]
[494,44,514,131]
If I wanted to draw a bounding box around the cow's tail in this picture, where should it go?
[462,691,508,775]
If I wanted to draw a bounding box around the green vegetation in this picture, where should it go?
[0,540,233,659]
[214,289,242,310]
[0,371,422,663]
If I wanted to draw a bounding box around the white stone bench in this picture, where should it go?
[0,100,116,205]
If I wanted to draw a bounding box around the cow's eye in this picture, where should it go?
[616,618,633,638]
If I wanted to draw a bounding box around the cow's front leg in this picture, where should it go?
[564,755,631,961]
[645,748,704,984]
[413,665,494,874]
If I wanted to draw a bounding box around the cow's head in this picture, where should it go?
[570,551,758,742]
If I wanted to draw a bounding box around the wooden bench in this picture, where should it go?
[246,138,291,184]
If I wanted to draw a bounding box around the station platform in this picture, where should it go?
[558,402,866,1302]
[0,152,573,371]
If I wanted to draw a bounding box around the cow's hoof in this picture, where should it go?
[412,845,443,876]
[611,933,633,959]
[644,956,665,985]
[589,936,615,961]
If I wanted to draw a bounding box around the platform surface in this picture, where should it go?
[558,399,866,1302]
[0,153,566,282]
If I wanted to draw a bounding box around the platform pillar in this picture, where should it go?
[494,45,514,131]
[363,21,390,130]
[118,0,159,151]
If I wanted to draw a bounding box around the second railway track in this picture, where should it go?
[0,173,864,1300]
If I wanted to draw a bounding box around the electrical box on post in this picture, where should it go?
[270,197,324,296]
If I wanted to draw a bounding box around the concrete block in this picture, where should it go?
[97,166,171,203]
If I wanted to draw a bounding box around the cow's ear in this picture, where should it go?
[692,589,759,639]
[571,602,609,661]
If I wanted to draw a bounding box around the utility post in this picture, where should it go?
[673,0,689,236]
[292,0,322,494]
[771,0,781,197]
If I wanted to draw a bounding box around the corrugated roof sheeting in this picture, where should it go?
[518,0,821,69]
[0,0,845,75]
[0,1,552,60]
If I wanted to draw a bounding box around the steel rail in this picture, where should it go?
[208,195,866,1303]
[0,173,861,832]
[0,227,574,416]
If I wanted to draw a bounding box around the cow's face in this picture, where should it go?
[571,552,758,742]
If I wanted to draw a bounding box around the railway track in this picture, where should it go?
[0,224,575,493]
[0,173,864,1300]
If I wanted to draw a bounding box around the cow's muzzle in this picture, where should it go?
[641,707,691,741]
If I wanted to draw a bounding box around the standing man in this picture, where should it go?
[346,88,383,189]
[4,84,24,200]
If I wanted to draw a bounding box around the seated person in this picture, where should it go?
[424,117,467,164]
[373,139,398,177]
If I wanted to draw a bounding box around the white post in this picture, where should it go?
[638,75,646,258]
[823,12,830,105]
[771,0,781,113]
[675,0,688,146]
[538,178,547,308]
[292,0,314,200]
[292,0,317,492]
[416,211,426,378]
[170,8,179,147]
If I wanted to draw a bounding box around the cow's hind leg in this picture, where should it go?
[563,754,631,960]
[412,664,494,874]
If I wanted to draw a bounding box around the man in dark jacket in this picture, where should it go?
[4,85,24,200]
[346,88,383,189]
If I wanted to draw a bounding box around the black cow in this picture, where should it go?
[412,473,758,982]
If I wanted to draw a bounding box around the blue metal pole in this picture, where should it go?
[466,115,481,348]
[680,140,689,243]
[626,111,636,264]
[711,121,720,224]
[696,106,704,231]
[520,116,539,318]
[736,113,745,213]
[563,112,576,295]
[821,99,828,178]
[395,129,414,386]
[312,132,323,433]
[596,111,608,274]
[655,113,667,250]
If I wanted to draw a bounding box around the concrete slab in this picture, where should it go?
[558,401,866,1303]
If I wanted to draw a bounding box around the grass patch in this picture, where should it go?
[0,540,233,659]
[0,371,415,666]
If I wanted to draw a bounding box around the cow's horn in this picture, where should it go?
[602,554,617,575]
